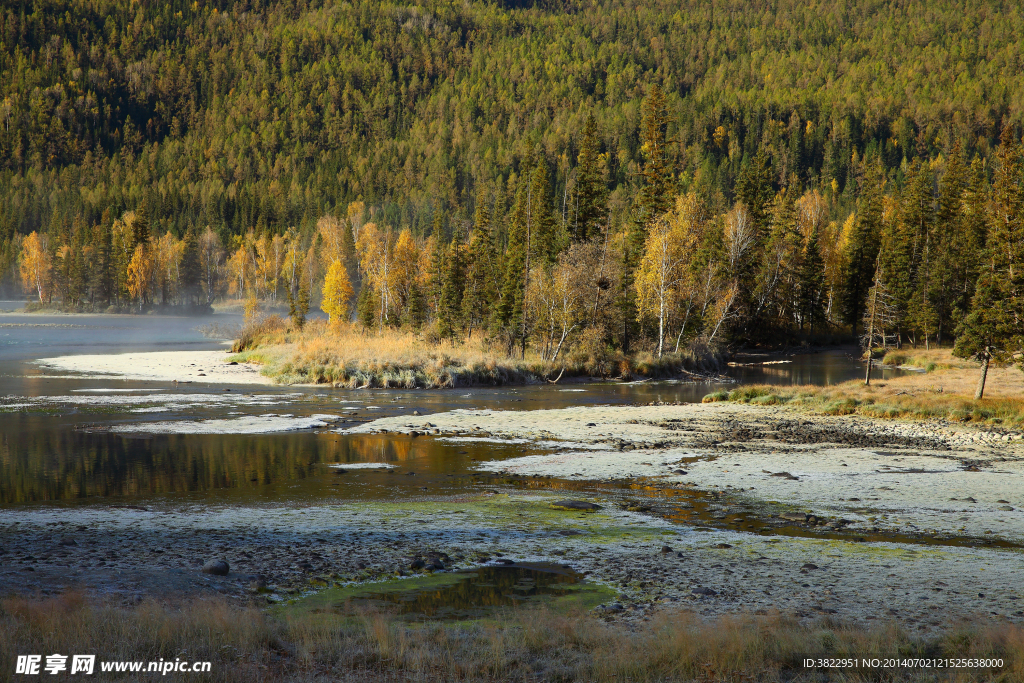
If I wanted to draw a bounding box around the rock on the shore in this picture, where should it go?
[551,500,601,511]
[202,559,230,576]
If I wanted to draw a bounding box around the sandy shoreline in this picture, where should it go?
[35,350,273,385]
[345,402,1024,544]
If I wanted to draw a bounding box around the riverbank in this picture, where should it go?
[3,399,1023,633]
[35,349,271,385]
[705,349,1024,427]
[228,318,725,387]
[347,401,1024,545]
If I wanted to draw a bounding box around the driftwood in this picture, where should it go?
[546,366,566,384]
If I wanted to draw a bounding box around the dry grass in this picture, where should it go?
[229,318,724,388]
[1,593,1021,682]
[704,349,1024,427]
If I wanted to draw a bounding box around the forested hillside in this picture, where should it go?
[2,0,1023,359]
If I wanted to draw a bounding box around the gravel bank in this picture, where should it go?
[2,495,1021,632]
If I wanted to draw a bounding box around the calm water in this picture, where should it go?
[0,311,900,507]
[337,564,585,620]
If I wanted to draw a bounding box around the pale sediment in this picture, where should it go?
[35,350,271,385]
[344,402,1024,544]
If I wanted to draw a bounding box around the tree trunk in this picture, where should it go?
[657,293,665,358]
[550,324,576,363]
[975,351,990,400]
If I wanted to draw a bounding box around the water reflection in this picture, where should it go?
[0,425,530,506]
[337,564,583,620]
[0,328,904,508]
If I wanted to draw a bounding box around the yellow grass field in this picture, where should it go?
[705,349,1024,427]
[229,317,724,388]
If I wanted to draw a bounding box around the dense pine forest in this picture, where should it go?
[2,0,1023,362]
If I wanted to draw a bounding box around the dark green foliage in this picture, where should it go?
[844,160,885,329]
[288,279,311,330]
[495,184,529,354]
[954,127,1024,395]
[437,228,466,341]
[356,283,377,329]
[572,112,607,243]
[736,150,775,238]
[180,228,202,308]
[404,280,427,329]
[462,192,497,337]
[797,225,826,332]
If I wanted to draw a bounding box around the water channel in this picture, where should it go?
[0,310,894,509]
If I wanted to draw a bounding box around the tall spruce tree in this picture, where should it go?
[496,183,529,355]
[180,227,202,308]
[573,111,607,242]
[797,223,827,332]
[844,159,886,329]
[954,127,1024,397]
[928,141,970,338]
[462,190,497,338]
[735,149,775,238]
[437,227,466,341]
[622,85,673,350]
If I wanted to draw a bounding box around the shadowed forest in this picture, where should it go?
[2,0,1023,364]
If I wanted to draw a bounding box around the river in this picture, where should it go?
[0,310,890,508]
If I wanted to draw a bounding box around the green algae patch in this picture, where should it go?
[279,563,615,623]
[341,494,676,546]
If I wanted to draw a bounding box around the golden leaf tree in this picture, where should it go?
[321,259,354,324]
[635,193,704,357]
[355,222,398,327]
[19,231,51,302]
[126,244,153,311]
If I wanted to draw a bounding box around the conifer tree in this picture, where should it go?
[404,280,426,328]
[844,159,885,329]
[573,111,607,242]
[954,127,1024,397]
[437,227,466,341]
[928,142,970,337]
[622,84,674,350]
[462,190,497,338]
[180,227,202,308]
[356,281,377,329]
[426,211,447,316]
[735,149,775,238]
[496,184,529,355]
[862,262,899,384]
[529,160,560,266]
[287,278,310,330]
[796,224,826,332]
